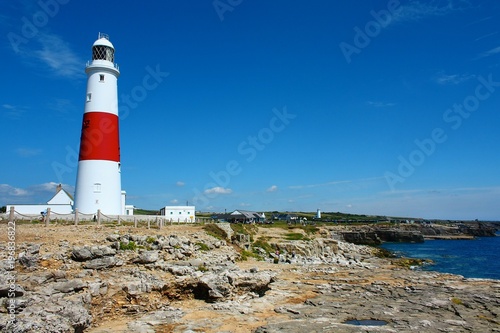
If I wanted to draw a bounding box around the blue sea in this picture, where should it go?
[381,233,500,280]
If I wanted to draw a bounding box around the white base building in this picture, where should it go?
[6,185,73,215]
[160,206,195,222]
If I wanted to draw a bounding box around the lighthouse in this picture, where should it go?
[74,33,122,215]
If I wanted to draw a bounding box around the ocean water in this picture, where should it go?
[380,233,500,280]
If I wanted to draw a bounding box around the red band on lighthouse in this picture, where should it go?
[78,112,120,162]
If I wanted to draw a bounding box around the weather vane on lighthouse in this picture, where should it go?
[74,33,123,215]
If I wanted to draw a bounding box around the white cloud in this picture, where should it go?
[2,104,27,119]
[477,46,500,59]
[204,187,232,195]
[0,184,29,197]
[366,101,396,108]
[34,33,83,78]
[289,177,385,190]
[14,32,84,79]
[266,185,278,192]
[434,72,474,85]
[176,181,185,187]
[47,98,75,114]
[0,182,74,205]
[16,147,42,157]
[170,199,179,204]
[392,1,464,23]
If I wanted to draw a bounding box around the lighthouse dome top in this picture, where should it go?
[93,33,114,49]
[91,33,115,63]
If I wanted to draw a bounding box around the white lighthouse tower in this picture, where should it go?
[74,33,122,215]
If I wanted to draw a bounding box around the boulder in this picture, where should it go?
[71,246,116,262]
[53,279,86,293]
[83,256,117,270]
[133,251,159,264]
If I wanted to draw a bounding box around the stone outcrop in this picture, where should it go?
[375,229,424,243]
[339,231,382,245]
[0,224,498,333]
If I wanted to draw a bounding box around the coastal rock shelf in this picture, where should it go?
[337,222,497,245]
[0,224,499,333]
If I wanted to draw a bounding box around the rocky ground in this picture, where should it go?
[0,222,499,333]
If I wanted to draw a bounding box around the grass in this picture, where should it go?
[197,264,209,272]
[202,224,228,240]
[373,247,396,258]
[119,241,137,251]
[239,249,263,261]
[253,237,274,253]
[285,232,308,241]
[196,242,210,251]
[451,297,463,305]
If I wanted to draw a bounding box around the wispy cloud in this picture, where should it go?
[392,0,465,23]
[474,31,498,42]
[2,104,27,119]
[477,46,500,59]
[16,147,42,157]
[0,182,74,204]
[289,177,385,190]
[0,184,30,197]
[33,33,83,78]
[366,101,396,108]
[47,98,76,114]
[14,32,84,79]
[204,186,232,195]
[170,199,179,204]
[176,181,185,187]
[266,185,278,192]
[434,72,475,85]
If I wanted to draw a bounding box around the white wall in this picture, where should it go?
[6,204,73,215]
[161,206,195,222]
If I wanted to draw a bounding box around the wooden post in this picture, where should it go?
[9,206,15,222]
[159,218,162,229]
[45,208,51,227]
[97,209,101,226]
[147,219,150,229]
[134,216,137,228]
[74,209,79,225]
[117,215,121,225]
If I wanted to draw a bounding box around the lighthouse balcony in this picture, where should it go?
[86,60,119,71]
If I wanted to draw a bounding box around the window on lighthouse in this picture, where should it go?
[99,74,105,82]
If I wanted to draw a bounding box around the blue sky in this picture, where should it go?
[1,0,499,220]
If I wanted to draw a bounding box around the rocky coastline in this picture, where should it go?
[338,221,498,245]
[0,222,499,333]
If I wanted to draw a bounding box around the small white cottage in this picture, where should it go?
[6,184,74,215]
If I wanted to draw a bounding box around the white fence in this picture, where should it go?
[2,207,214,227]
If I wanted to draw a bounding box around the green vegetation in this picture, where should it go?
[373,247,396,258]
[134,208,160,215]
[392,257,431,269]
[146,236,156,244]
[285,232,308,241]
[119,241,137,251]
[451,297,463,305]
[202,224,228,240]
[197,264,209,272]
[239,249,262,261]
[196,242,210,251]
[252,237,274,254]
[230,223,257,241]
